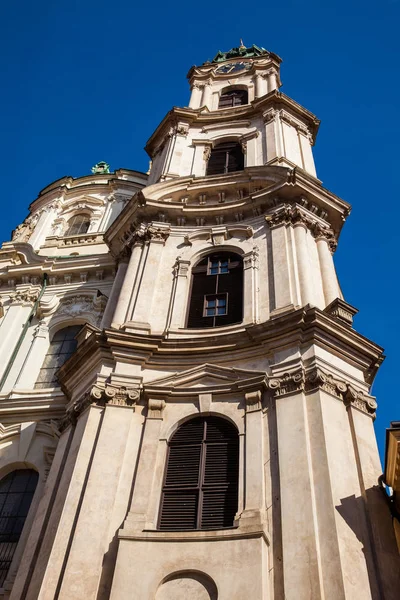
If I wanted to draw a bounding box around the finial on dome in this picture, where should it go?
[239,39,245,49]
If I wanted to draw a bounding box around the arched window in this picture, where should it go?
[0,469,38,586]
[206,142,244,176]
[159,416,239,531]
[65,214,90,236]
[187,252,243,329]
[34,325,81,389]
[218,89,248,109]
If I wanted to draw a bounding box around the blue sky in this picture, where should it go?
[0,0,399,462]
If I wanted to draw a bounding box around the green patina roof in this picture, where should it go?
[211,43,269,64]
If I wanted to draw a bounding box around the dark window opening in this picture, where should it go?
[65,214,90,236]
[159,416,239,531]
[218,89,248,109]
[0,469,38,587]
[206,142,244,176]
[187,252,243,329]
[34,325,81,389]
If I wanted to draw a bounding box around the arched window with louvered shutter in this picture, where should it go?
[0,469,39,587]
[159,416,239,531]
[206,142,244,176]
[65,214,90,236]
[187,252,243,329]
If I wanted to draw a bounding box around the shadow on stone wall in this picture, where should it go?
[336,486,400,600]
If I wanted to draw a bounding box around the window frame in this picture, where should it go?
[218,88,248,109]
[203,293,228,318]
[0,469,39,587]
[65,213,91,237]
[34,325,81,389]
[158,416,239,531]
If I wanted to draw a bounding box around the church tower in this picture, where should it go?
[0,43,398,599]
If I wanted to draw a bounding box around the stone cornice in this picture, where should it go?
[265,204,338,252]
[58,306,383,404]
[28,170,147,215]
[268,365,377,417]
[145,91,320,158]
[104,166,350,256]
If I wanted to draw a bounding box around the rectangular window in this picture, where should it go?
[208,258,229,275]
[204,294,228,317]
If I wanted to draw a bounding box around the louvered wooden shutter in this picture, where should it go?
[159,416,239,531]
[206,142,244,176]
[218,90,248,109]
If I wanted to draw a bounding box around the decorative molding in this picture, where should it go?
[10,289,40,306]
[243,246,259,270]
[60,383,140,430]
[265,205,337,252]
[245,390,262,412]
[268,365,377,416]
[147,398,166,419]
[324,298,359,326]
[305,367,347,398]
[268,369,305,397]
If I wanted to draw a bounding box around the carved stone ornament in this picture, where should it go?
[57,293,107,326]
[265,206,338,252]
[60,384,141,430]
[324,298,358,326]
[243,246,260,270]
[268,369,305,397]
[11,289,40,305]
[245,390,262,412]
[268,366,377,416]
[119,222,170,252]
[148,398,166,419]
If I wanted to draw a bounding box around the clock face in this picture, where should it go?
[215,61,252,75]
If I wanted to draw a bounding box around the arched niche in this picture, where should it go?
[156,571,218,600]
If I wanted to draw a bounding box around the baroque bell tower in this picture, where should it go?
[0,43,399,600]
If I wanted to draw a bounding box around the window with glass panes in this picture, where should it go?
[34,325,81,389]
[0,469,38,587]
[65,214,90,236]
[187,252,243,328]
[204,294,227,317]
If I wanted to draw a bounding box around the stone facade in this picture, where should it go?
[0,43,398,599]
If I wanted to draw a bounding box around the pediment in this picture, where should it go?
[144,363,267,397]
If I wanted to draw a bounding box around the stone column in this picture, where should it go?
[168,258,191,329]
[14,320,49,389]
[255,73,267,98]
[201,81,212,109]
[55,403,140,600]
[101,258,129,328]
[267,222,296,312]
[28,206,58,250]
[124,398,166,532]
[243,248,259,324]
[241,391,265,526]
[316,235,339,306]
[111,244,143,328]
[127,226,170,330]
[0,290,39,386]
[189,83,202,109]
[267,69,279,93]
[293,222,314,306]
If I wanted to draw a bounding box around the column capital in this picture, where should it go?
[245,390,263,412]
